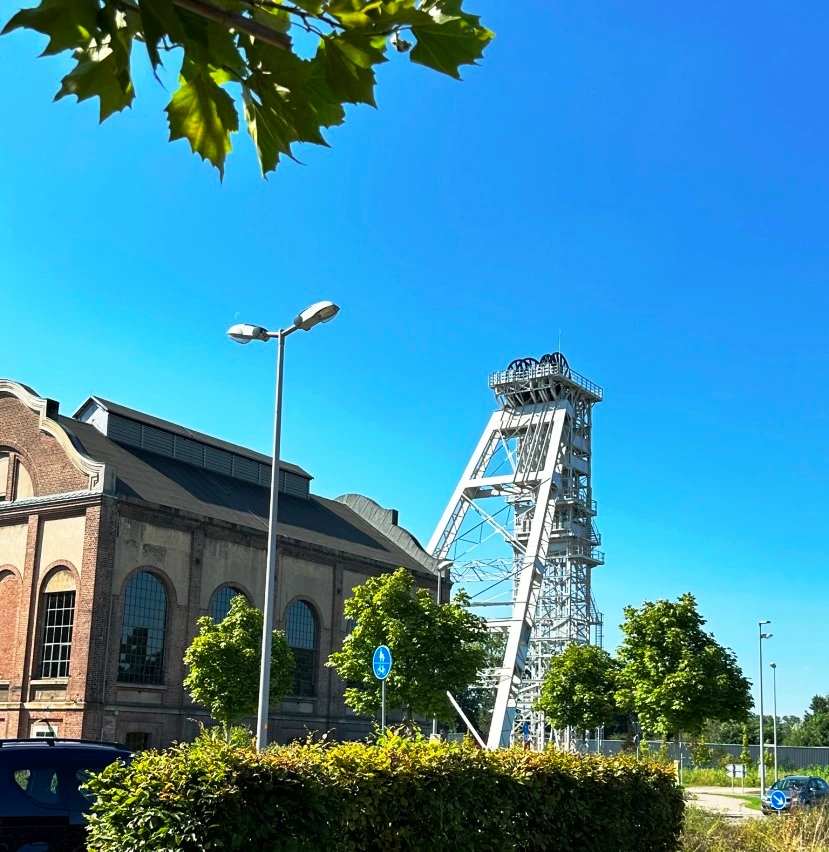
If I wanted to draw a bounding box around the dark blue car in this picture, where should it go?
[0,738,131,852]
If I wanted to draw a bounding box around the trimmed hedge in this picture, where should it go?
[85,734,683,851]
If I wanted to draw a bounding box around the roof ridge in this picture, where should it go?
[73,396,310,478]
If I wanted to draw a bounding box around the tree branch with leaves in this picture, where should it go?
[3,0,493,177]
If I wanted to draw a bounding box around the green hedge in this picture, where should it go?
[85,733,683,852]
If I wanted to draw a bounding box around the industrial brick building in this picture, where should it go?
[0,379,440,749]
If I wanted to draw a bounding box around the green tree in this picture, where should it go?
[3,0,493,178]
[184,595,294,736]
[740,724,752,768]
[327,567,489,723]
[535,643,620,735]
[784,695,829,746]
[615,593,752,742]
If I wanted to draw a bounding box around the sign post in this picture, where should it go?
[726,764,746,791]
[372,645,393,734]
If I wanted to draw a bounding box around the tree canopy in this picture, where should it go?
[785,695,829,746]
[327,566,489,722]
[183,594,294,734]
[535,643,620,735]
[3,0,493,178]
[615,593,752,741]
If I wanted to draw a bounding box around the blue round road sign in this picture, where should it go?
[770,790,786,811]
[372,645,392,680]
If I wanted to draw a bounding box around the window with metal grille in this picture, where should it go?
[124,731,150,752]
[118,572,167,685]
[39,591,75,679]
[209,586,246,623]
[285,601,318,698]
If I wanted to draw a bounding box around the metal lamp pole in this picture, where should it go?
[758,621,772,793]
[770,662,778,783]
[227,301,340,752]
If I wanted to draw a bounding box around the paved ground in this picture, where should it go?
[685,786,763,820]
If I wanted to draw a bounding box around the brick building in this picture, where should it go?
[0,379,440,749]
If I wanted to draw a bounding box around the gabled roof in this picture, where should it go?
[60,417,436,576]
[73,396,310,479]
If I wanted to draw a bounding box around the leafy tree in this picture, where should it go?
[809,695,829,716]
[740,724,752,768]
[184,595,294,736]
[535,643,620,735]
[327,567,489,723]
[615,593,752,742]
[3,0,493,178]
[784,695,829,746]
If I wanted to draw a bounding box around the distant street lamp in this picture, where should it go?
[758,621,773,793]
[770,662,779,783]
[227,301,340,752]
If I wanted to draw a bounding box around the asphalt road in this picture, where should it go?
[685,786,763,820]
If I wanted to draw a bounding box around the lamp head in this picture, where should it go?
[761,633,773,639]
[294,300,340,331]
[759,620,771,626]
[770,662,777,669]
[227,323,269,344]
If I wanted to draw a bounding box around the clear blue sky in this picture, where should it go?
[2,1,827,718]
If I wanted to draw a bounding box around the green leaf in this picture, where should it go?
[322,31,386,106]
[138,0,186,69]
[166,72,239,177]
[410,0,493,80]
[2,0,99,56]
[244,90,293,177]
[55,46,134,122]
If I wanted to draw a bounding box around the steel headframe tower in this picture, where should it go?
[427,352,604,750]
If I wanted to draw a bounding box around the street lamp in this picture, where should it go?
[227,300,340,751]
[758,621,772,793]
[770,662,779,783]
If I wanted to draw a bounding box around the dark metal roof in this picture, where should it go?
[74,396,310,478]
[60,417,433,574]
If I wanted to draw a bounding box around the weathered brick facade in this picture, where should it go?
[0,380,441,748]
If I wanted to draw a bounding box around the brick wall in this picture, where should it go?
[0,397,88,497]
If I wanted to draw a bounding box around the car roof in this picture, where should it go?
[0,738,131,755]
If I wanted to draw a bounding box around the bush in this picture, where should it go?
[681,805,829,851]
[85,733,684,852]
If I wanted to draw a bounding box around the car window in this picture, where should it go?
[67,762,121,812]
[776,778,808,790]
[13,766,65,808]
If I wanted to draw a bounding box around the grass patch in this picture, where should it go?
[682,805,829,851]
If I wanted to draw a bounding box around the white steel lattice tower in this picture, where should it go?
[427,353,604,749]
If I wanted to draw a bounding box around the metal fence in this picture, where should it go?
[587,740,829,769]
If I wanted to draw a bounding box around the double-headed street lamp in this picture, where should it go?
[228,301,340,752]
[770,662,779,783]
[758,621,773,793]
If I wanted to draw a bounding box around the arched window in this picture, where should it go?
[285,600,318,698]
[0,453,9,501]
[39,568,76,679]
[209,586,246,622]
[118,572,167,685]
[0,452,34,501]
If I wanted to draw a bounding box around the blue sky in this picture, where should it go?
[2,1,827,717]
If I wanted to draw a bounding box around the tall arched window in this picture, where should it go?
[285,600,318,698]
[118,572,167,685]
[39,568,76,679]
[209,586,246,622]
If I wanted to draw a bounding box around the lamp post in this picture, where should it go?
[227,301,340,752]
[770,662,778,783]
[758,621,772,793]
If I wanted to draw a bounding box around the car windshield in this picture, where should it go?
[771,778,808,791]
